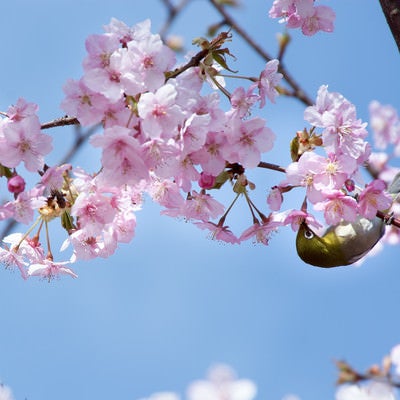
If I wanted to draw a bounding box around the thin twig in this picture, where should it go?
[257,161,286,173]
[41,116,80,130]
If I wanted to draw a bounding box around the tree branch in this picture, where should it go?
[379,0,400,52]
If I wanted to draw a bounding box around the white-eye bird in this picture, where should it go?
[296,173,400,268]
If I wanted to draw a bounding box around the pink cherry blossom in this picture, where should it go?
[312,153,357,191]
[285,151,325,203]
[269,0,335,36]
[83,57,124,103]
[225,117,275,169]
[0,233,29,279]
[83,33,120,71]
[195,221,239,243]
[8,187,46,224]
[67,231,104,261]
[138,84,184,139]
[0,117,53,172]
[103,18,153,47]
[269,0,314,22]
[28,259,78,281]
[239,217,282,245]
[229,86,259,118]
[369,100,400,150]
[182,190,224,222]
[180,113,210,154]
[123,32,175,93]
[71,192,116,236]
[7,97,39,121]
[148,178,185,209]
[357,180,393,219]
[301,5,335,36]
[191,130,229,176]
[251,59,283,107]
[304,85,368,159]
[90,126,149,186]
[61,78,110,126]
[314,190,358,225]
[283,209,322,232]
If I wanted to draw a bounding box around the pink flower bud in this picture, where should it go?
[8,175,26,195]
[345,179,355,192]
[198,172,216,189]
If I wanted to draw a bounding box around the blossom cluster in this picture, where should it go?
[269,0,336,36]
[0,13,398,280]
[269,86,398,239]
[139,344,400,400]
[0,18,284,279]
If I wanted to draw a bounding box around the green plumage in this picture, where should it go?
[295,172,400,268]
[296,217,385,267]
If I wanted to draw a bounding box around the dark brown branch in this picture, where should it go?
[257,161,286,173]
[165,49,209,80]
[379,0,400,52]
[41,116,80,130]
[376,210,400,228]
[208,0,314,106]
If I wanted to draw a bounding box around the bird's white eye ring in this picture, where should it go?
[304,229,314,240]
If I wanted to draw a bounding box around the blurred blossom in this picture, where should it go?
[282,395,301,400]
[335,382,396,400]
[0,383,14,400]
[138,392,180,400]
[187,364,257,400]
[390,344,400,375]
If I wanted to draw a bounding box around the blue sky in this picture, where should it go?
[0,1,400,400]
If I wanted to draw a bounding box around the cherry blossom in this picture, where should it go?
[335,382,396,400]
[187,364,257,400]
[0,117,52,172]
[369,100,400,150]
[357,180,393,219]
[195,221,239,244]
[269,0,335,36]
[251,59,283,107]
[314,190,358,225]
[28,259,78,281]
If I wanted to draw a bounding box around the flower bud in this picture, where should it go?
[198,172,216,189]
[345,179,355,192]
[8,174,26,195]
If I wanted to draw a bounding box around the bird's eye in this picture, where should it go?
[304,229,314,240]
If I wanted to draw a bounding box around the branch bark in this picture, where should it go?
[379,0,400,52]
